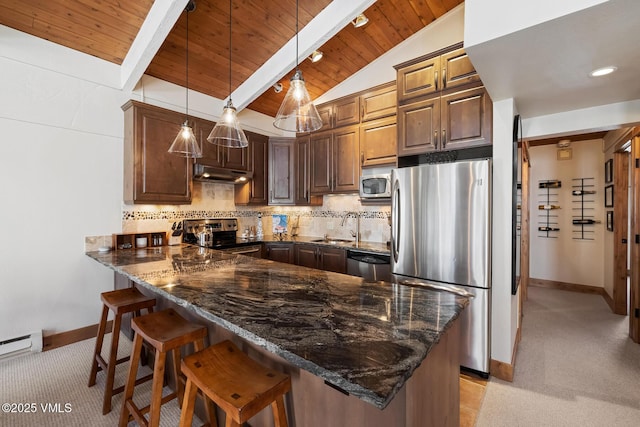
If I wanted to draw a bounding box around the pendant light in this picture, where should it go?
[207,0,248,148]
[273,0,322,133]
[168,0,202,158]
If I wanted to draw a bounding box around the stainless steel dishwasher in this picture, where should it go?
[346,249,391,282]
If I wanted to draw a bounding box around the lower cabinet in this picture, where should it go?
[264,243,294,264]
[294,244,347,274]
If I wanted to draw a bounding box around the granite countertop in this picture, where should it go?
[86,244,466,409]
[235,235,391,255]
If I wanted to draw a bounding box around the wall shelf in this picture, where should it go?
[537,180,561,238]
[571,177,596,241]
[112,232,167,250]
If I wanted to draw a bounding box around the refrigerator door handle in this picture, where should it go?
[399,279,476,299]
[392,181,400,262]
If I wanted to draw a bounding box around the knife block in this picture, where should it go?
[168,232,183,246]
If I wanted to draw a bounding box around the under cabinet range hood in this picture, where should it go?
[193,164,253,184]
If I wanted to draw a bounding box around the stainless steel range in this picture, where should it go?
[182,218,262,257]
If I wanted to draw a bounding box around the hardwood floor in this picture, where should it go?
[460,373,488,427]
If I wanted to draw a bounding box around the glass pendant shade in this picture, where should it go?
[168,121,202,157]
[207,99,249,148]
[273,70,323,133]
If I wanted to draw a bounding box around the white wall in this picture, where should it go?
[528,140,605,287]
[464,0,607,49]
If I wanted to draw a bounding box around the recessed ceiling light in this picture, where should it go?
[590,66,617,77]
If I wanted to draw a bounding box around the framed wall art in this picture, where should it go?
[605,159,613,183]
[605,184,614,208]
[606,211,613,232]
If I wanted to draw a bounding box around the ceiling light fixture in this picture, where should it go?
[352,13,369,28]
[590,66,617,77]
[168,0,202,158]
[207,0,248,148]
[273,0,322,133]
[273,82,283,93]
[308,50,323,63]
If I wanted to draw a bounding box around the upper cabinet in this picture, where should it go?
[396,45,480,104]
[122,100,192,204]
[395,44,492,157]
[295,137,323,206]
[268,138,295,205]
[310,125,360,195]
[235,131,268,206]
[196,117,248,171]
[316,95,361,131]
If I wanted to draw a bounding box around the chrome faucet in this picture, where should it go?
[341,211,360,246]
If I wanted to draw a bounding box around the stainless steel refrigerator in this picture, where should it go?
[391,159,491,377]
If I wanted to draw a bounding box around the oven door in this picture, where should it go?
[220,245,262,258]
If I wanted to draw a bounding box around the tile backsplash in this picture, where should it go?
[121,182,391,243]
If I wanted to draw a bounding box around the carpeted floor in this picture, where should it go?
[0,332,201,426]
[477,286,640,427]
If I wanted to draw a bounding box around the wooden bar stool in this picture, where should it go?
[119,308,216,427]
[88,287,156,415]
[179,340,291,427]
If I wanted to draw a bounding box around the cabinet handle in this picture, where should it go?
[434,130,438,149]
[270,190,273,202]
[442,129,447,148]
[360,151,364,165]
[442,68,447,89]
[434,70,438,91]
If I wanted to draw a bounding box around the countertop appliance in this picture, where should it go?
[391,159,491,377]
[347,249,391,282]
[182,218,261,257]
[359,174,391,199]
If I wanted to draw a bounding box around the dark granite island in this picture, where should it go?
[86,244,468,426]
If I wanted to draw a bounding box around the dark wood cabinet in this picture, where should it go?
[295,137,323,206]
[396,44,479,104]
[122,100,192,204]
[268,138,295,205]
[309,126,360,195]
[360,116,397,167]
[397,86,492,155]
[294,244,347,274]
[361,82,397,122]
[235,131,268,205]
[265,243,294,264]
[315,94,360,130]
[395,44,491,157]
[196,117,248,170]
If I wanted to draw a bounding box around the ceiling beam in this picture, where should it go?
[120,0,189,92]
[231,0,377,112]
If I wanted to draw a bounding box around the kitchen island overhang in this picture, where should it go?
[86,244,468,419]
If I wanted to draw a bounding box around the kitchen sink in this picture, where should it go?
[310,238,354,245]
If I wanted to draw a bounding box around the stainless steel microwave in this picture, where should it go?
[359,174,391,199]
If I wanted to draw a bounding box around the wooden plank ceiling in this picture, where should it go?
[0,0,463,117]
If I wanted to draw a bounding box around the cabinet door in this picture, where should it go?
[397,55,440,104]
[361,83,396,122]
[397,95,440,156]
[360,116,397,167]
[223,145,248,170]
[294,244,319,269]
[124,101,192,204]
[268,138,295,205]
[333,125,360,193]
[319,247,347,274]
[295,137,322,205]
[440,86,492,151]
[195,118,224,168]
[440,48,480,91]
[316,103,334,131]
[334,95,360,128]
[310,132,333,195]
[265,243,294,264]
[235,132,268,205]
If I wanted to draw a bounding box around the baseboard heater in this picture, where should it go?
[0,331,43,361]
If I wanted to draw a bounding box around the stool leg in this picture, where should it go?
[119,332,143,427]
[172,347,184,409]
[88,305,109,387]
[102,312,123,415]
[148,349,167,427]
[193,338,218,427]
[178,377,198,427]
[272,395,288,427]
